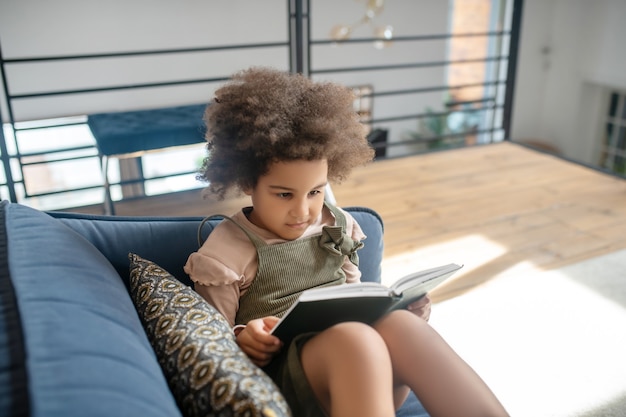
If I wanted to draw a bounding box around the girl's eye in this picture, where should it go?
[309,190,321,196]
[277,193,291,198]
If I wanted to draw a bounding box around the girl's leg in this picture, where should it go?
[300,322,396,417]
[374,309,508,417]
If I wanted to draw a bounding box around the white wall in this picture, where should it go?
[511,0,626,165]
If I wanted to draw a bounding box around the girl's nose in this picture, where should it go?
[290,197,308,218]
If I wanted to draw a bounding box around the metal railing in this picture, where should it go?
[0,0,523,210]
[300,0,524,158]
[0,37,292,206]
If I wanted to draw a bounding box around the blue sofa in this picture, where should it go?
[0,201,427,416]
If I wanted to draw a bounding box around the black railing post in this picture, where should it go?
[0,109,17,203]
[503,0,524,140]
[304,0,310,77]
[289,0,309,76]
[0,40,17,202]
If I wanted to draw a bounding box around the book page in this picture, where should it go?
[298,281,390,302]
[390,263,462,296]
[390,264,462,310]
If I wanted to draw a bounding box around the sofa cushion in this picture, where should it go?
[0,203,29,416]
[0,202,181,417]
[129,253,290,417]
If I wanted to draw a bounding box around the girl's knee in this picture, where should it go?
[302,322,397,415]
[327,321,386,348]
[313,321,390,361]
[381,308,425,326]
[301,322,393,384]
[375,309,431,339]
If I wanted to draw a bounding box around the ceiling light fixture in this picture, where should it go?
[329,0,393,49]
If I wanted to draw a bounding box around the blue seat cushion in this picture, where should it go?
[87,104,207,156]
[0,203,29,415]
[0,202,181,416]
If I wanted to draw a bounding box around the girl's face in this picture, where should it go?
[245,159,328,240]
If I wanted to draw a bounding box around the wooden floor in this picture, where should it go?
[65,142,626,302]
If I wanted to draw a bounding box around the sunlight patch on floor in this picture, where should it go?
[380,234,507,287]
[431,254,626,417]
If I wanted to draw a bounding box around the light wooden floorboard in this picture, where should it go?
[63,142,626,302]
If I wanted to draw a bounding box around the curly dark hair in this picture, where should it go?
[198,67,375,198]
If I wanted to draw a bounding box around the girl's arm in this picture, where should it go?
[194,282,240,326]
[341,208,366,283]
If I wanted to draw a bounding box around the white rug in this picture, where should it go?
[428,249,626,417]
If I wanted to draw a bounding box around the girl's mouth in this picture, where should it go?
[287,221,308,229]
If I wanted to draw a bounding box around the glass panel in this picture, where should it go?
[142,146,206,178]
[22,157,101,195]
[21,187,104,211]
[15,123,95,155]
[2,124,17,154]
[605,123,614,145]
[614,155,625,175]
[144,174,204,196]
[608,92,618,117]
[617,126,626,150]
[10,157,22,182]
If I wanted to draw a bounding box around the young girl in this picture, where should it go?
[184,67,508,417]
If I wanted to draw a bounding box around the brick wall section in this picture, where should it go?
[448,0,491,102]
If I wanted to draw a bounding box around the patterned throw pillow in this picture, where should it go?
[128,253,291,417]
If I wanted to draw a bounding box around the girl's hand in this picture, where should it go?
[236,316,283,367]
[407,294,432,322]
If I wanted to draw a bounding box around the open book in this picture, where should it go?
[271,263,463,343]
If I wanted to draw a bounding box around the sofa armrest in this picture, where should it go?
[1,201,182,416]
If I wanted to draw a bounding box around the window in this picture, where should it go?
[600,91,626,176]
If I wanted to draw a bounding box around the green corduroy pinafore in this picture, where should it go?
[227,203,362,325]
[219,203,363,417]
